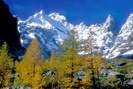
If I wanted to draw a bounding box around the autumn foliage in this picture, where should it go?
[0,32,132,89]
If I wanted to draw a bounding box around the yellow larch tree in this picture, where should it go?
[15,40,43,89]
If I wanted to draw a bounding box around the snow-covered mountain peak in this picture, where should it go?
[18,11,116,58]
[103,15,114,32]
[33,10,44,18]
[106,14,133,59]
[49,13,66,23]
[18,10,133,59]
[72,16,114,56]
[119,13,133,34]
[18,10,70,58]
[104,15,114,24]
[74,22,88,31]
[27,10,45,23]
[127,13,133,21]
[20,10,53,29]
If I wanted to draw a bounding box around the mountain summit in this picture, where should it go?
[18,10,133,59]
[18,10,70,58]
[107,14,133,58]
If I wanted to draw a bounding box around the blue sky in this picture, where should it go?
[5,0,133,29]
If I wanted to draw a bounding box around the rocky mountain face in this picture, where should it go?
[74,15,114,57]
[0,0,23,59]
[18,10,133,59]
[18,11,71,58]
[107,14,133,58]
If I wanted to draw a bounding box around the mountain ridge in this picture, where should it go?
[18,10,133,59]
